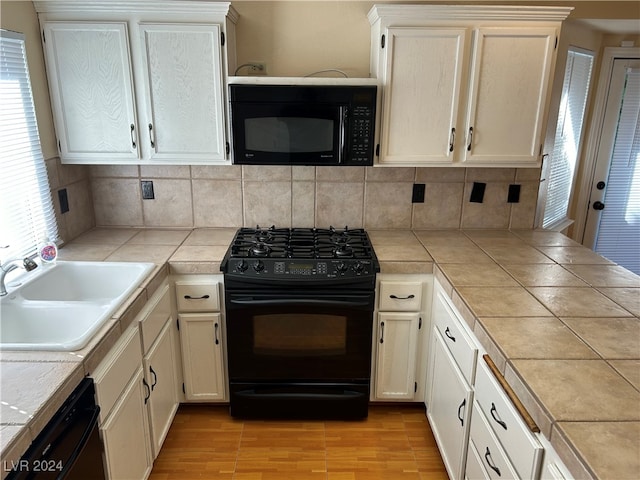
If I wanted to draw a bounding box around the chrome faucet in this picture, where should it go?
[0,256,38,296]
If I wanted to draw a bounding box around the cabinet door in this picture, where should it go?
[179,313,226,401]
[144,320,179,458]
[379,27,468,165]
[428,328,473,480]
[463,27,557,166]
[375,312,420,400]
[138,24,227,162]
[42,22,139,163]
[101,368,152,480]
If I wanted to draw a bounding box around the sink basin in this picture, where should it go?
[19,261,154,302]
[0,302,111,350]
[0,261,154,351]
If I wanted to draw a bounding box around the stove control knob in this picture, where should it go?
[253,260,265,272]
[237,260,248,272]
[353,262,365,273]
[336,262,349,273]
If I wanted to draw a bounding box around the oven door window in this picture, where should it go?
[226,302,372,381]
[254,314,346,356]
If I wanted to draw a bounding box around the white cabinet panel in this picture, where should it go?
[139,24,226,162]
[179,312,226,401]
[474,359,543,479]
[463,27,557,166]
[100,367,152,480]
[375,312,420,399]
[428,328,473,480]
[144,320,179,458]
[42,22,139,161]
[380,27,468,165]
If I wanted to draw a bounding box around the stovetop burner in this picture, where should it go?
[228,226,375,260]
[220,226,380,281]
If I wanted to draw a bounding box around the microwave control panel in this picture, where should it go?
[349,105,374,164]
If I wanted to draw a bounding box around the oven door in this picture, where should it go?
[225,290,374,382]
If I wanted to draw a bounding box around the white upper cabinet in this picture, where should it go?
[464,27,557,166]
[41,23,139,162]
[369,5,572,168]
[35,1,237,165]
[138,24,226,162]
[380,28,469,165]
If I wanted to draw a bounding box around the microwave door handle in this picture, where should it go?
[339,106,348,164]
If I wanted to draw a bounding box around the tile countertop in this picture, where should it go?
[1,227,638,480]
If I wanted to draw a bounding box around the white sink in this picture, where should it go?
[0,261,154,351]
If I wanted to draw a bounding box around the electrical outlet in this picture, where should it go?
[248,62,267,76]
[58,188,69,214]
[412,184,425,203]
[141,180,155,200]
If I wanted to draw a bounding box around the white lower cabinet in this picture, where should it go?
[143,320,178,457]
[468,401,520,479]
[428,328,473,480]
[175,275,227,402]
[372,274,432,402]
[101,367,153,480]
[375,311,420,399]
[178,312,226,401]
[92,326,152,480]
[92,280,179,479]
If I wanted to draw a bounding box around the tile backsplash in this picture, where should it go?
[79,164,540,232]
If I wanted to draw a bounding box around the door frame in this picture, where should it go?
[572,46,640,244]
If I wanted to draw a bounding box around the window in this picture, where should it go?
[0,29,58,264]
[542,47,595,229]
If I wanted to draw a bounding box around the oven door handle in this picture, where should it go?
[229,297,372,307]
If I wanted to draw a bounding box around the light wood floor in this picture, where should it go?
[149,404,448,480]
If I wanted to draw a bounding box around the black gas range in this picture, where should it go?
[220,226,380,419]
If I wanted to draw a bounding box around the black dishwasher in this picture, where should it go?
[6,378,106,480]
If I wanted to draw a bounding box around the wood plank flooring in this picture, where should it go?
[149,404,448,480]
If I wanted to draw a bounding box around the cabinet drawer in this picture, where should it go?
[474,360,543,479]
[176,281,220,312]
[432,289,477,385]
[92,325,143,423]
[378,281,422,311]
[469,401,520,480]
[466,439,490,480]
[140,283,171,354]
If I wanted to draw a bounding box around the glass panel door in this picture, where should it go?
[584,59,640,274]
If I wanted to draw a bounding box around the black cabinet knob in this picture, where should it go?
[593,201,605,211]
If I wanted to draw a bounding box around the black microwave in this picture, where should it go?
[228,82,377,166]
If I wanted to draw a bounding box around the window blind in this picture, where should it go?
[594,66,640,274]
[0,29,59,263]
[543,48,594,229]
